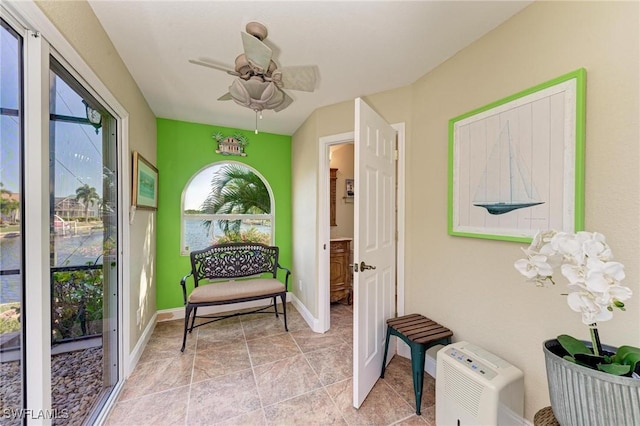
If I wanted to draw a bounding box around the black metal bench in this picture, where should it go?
[179,243,290,352]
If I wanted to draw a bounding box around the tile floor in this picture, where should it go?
[105,303,436,425]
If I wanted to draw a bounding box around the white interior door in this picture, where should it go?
[353,98,397,408]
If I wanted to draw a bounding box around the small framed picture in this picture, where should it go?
[345,179,354,198]
[132,151,158,210]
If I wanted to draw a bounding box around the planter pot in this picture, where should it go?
[543,339,640,426]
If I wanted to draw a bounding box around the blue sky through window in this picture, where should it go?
[1,22,21,194]
[1,24,105,199]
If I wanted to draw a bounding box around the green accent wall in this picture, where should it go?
[156,118,292,310]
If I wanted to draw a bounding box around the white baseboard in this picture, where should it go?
[155,293,292,322]
[289,292,322,332]
[126,312,156,377]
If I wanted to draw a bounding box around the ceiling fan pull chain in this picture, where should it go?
[255,110,259,134]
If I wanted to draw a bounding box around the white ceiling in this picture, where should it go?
[89,1,531,135]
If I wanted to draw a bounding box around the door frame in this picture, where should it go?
[317,123,405,332]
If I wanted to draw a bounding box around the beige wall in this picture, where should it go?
[291,112,319,309]
[330,144,354,239]
[36,1,158,354]
[292,1,639,421]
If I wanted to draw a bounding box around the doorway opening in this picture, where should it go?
[328,143,355,327]
[317,124,406,335]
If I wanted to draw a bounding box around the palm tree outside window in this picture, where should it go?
[181,162,274,254]
[75,183,99,221]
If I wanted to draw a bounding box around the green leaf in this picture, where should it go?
[614,346,640,372]
[558,334,592,357]
[597,363,631,375]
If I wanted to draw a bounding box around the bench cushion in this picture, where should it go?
[188,278,285,304]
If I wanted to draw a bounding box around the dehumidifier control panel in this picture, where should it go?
[444,346,497,380]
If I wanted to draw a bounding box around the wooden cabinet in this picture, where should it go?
[330,239,352,304]
[330,168,338,226]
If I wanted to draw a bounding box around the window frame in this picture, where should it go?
[180,160,275,255]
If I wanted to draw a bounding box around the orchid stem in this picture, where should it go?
[589,323,602,356]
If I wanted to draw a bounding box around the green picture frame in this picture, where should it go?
[448,68,586,242]
[132,151,158,210]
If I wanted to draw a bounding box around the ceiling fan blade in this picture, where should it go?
[217,92,233,101]
[280,66,318,92]
[241,31,272,72]
[274,90,293,112]
[189,59,238,76]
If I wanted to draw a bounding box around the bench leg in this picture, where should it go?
[181,305,193,352]
[189,307,198,332]
[410,343,427,415]
[380,326,392,378]
[280,293,288,331]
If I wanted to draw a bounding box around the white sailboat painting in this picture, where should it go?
[449,72,582,241]
[472,121,544,215]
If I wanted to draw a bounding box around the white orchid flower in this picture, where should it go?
[530,229,556,251]
[601,260,625,281]
[552,232,586,264]
[608,283,633,303]
[567,291,614,325]
[516,229,632,325]
[583,236,613,261]
[582,259,625,292]
[539,242,557,257]
[560,263,586,285]
[514,254,553,282]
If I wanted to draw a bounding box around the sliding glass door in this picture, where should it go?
[49,59,119,425]
[1,9,122,425]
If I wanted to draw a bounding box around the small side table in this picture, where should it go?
[380,314,452,415]
[534,406,560,426]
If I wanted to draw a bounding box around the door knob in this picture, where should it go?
[360,261,376,271]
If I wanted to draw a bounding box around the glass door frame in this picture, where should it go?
[2,2,132,424]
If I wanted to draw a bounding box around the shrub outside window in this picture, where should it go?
[181,162,274,254]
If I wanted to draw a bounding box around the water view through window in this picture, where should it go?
[182,162,273,253]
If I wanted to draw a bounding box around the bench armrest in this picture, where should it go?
[180,272,193,305]
[277,264,291,291]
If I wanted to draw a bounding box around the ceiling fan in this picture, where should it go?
[189,22,318,121]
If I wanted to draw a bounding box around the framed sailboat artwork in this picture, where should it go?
[448,69,586,242]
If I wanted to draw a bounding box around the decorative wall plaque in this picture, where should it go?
[213,132,248,157]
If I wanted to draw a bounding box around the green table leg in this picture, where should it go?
[410,343,427,415]
[380,325,392,378]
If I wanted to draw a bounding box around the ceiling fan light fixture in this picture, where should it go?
[228,77,285,112]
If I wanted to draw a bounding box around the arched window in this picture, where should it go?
[181,162,274,254]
